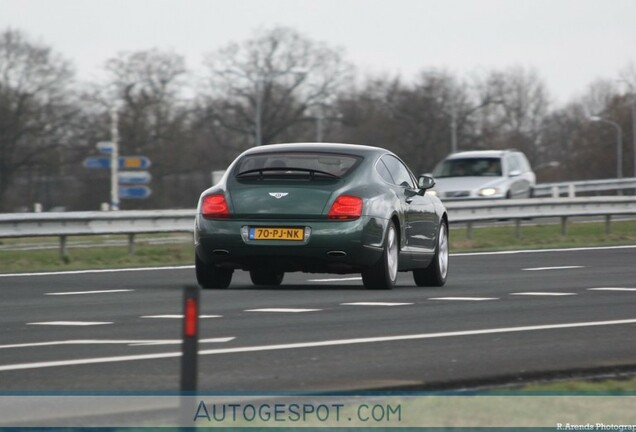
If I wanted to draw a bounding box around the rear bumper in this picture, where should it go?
[194,215,388,273]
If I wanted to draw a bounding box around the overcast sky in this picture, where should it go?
[1,0,635,104]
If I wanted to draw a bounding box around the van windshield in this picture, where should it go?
[433,158,502,178]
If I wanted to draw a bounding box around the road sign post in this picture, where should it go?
[110,109,120,211]
[84,118,154,205]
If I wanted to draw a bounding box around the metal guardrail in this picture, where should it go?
[0,209,195,257]
[533,177,636,197]
[444,196,636,239]
[1,197,635,257]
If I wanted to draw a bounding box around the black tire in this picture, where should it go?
[195,255,233,289]
[362,221,398,290]
[413,221,449,287]
[250,269,284,286]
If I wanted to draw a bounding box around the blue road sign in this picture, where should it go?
[96,141,115,154]
[83,156,111,169]
[118,171,152,184]
[83,156,152,170]
[119,185,152,199]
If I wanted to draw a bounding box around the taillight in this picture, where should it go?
[328,195,363,220]
[201,194,229,218]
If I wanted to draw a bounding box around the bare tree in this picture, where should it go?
[0,29,77,211]
[473,67,551,163]
[86,49,195,207]
[201,26,354,147]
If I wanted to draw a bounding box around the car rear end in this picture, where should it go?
[194,145,390,274]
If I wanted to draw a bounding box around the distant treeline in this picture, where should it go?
[0,26,634,211]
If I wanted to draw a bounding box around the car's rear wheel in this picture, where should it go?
[413,221,448,287]
[250,269,284,286]
[195,255,233,289]
[362,221,398,290]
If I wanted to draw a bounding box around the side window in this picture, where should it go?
[507,155,521,174]
[375,159,395,184]
[381,155,415,188]
[516,154,531,172]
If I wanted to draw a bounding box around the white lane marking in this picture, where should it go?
[307,277,362,282]
[452,245,636,257]
[27,321,113,326]
[0,265,193,278]
[46,289,133,296]
[588,288,636,292]
[0,244,634,278]
[244,308,322,313]
[0,338,235,349]
[510,292,576,296]
[2,318,636,372]
[128,338,234,346]
[429,297,498,301]
[522,266,584,271]
[341,302,413,306]
[140,315,222,319]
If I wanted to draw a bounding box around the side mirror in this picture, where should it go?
[509,170,521,177]
[418,175,436,190]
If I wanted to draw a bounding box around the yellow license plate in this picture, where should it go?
[249,227,304,241]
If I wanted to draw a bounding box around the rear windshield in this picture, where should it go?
[433,158,502,178]
[234,152,361,179]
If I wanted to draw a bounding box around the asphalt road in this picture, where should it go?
[1,245,636,392]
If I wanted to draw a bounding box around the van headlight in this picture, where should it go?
[479,187,500,197]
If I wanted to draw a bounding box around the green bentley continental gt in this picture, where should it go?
[194,143,448,290]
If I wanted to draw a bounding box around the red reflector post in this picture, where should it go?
[184,298,198,337]
[328,195,363,220]
[201,194,229,218]
[181,285,199,393]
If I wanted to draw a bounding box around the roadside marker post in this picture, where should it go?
[180,285,200,426]
[181,285,200,392]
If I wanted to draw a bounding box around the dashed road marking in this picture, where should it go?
[46,289,133,296]
[140,315,222,319]
[429,297,498,301]
[522,266,584,271]
[0,338,234,349]
[244,308,322,313]
[341,302,413,306]
[510,292,576,296]
[588,288,636,292]
[307,277,362,282]
[27,321,113,326]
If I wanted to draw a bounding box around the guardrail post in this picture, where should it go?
[568,184,576,198]
[551,186,559,198]
[59,235,68,262]
[466,222,473,240]
[127,233,135,255]
[605,215,612,235]
[560,217,569,236]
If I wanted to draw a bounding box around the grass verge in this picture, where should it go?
[520,375,636,391]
